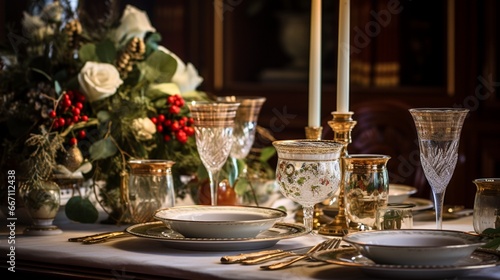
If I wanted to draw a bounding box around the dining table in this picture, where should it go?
[1,201,499,280]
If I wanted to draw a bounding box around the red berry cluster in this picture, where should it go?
[49,90,89,145]
[150,94,195,144]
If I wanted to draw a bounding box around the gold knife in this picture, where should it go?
[220,246,310,264]
[68,231,128,244]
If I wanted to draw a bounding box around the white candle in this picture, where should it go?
[308,0,321,127]
[337,0,350,113]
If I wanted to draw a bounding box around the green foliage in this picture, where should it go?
[65,196,99,223]
[138,50,177,83]
[89,138,118,161]
[480,227,500,250]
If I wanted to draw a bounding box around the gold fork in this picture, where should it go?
[260,238,341,270]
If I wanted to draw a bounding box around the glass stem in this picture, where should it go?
[208,170,220,206]
[433,191,445,229]
[303,206,315,233]
[230,156,239,180]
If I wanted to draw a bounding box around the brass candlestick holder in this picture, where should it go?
[305,126,323,140]
[318,111,357,236]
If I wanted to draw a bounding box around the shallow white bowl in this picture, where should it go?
[343,229,486,266]
[388,184,417,203]
[154,205,286,239]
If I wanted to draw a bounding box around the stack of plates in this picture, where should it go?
[313,229,496,279]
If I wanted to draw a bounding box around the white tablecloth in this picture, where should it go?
[1,208,499,279]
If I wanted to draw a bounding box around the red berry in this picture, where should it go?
[69,137,78,146]
[157,114,165,123]
[188,117,195,125]
[156,125,164,133]
[163,135,171,142]
[170,121,180,131]
[176,130,187,144]
[75,102,84,110]
[175,96,185,107]
[78,130,86,139]
[73,115,80,123]
[72,107,81,116]
[167,95,176,105]
[48,110,57,118]
[81,115,89,122]
[150,117,158,124]
[169,105,180,115]
[58,118,65,127]
[66,117,73,126]
[184,126,195,136]
[63,93,71,100]
[179,118,186,126]
[52,120,59,130]
[63,98,72,108]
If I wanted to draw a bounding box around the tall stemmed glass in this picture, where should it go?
[409,108,468,229]
[217,96,266,178]
[188,101,240,206]
[273,140,343,233]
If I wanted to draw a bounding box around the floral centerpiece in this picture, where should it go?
[0,2,209,223]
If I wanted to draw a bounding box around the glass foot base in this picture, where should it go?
[24,225,63,236]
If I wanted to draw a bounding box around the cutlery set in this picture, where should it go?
[221,238,341,270]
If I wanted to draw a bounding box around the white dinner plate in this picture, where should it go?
[125,221,306,251]
[404,197,433,211]
[154,205,286,239]
[388,184,417,203]
[313,248,499,279]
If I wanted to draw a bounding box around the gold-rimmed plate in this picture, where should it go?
[313,248,499,279]
[125,221,306,251]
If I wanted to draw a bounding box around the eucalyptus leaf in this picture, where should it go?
[146,83,181,100]
[65,196,99,223]
[96,110,111,122]
[182,90,210,101]
[234,177,249,195]
[54,80,62,95]
[259,146,276,162]
[482,237,500,249]
[95,40,117,63]
[79,43,98,63]
[89,138,117,160]
[145,32,162,55]
[138,50,177,83]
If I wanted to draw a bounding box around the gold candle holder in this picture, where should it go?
[305,126,323,140]
[318,111,357,236]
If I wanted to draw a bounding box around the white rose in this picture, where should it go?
[158,46,203,93]
[113,5,156,45]
[78,62,123,102]
[131,118,157,141]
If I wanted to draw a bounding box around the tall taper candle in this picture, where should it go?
[337,0,350,113]
[308,0,321,127]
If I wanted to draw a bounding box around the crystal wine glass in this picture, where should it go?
[409,108,468,229]
[217,96,266,177]
[273,140,343,233]
[188,101,240,206]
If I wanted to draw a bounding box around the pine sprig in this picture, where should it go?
[24,127,64,183]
